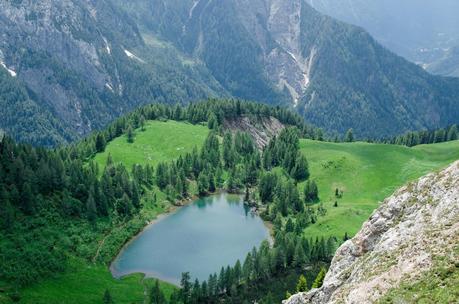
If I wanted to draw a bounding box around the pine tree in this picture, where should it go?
[223,132,235,169]
[21,182,35,215]
[292,154,310,181]
[207,112,218,130]
[285,218,295,232]
[180,272,192,304]
[86,192,97,223]
[140,116,146,131]
[296,275,308,292]
[447,124,458,141]
[150,280,166,304]
[95,133,107,153]
[127,125,135,143]
[345,128,354,142]
[119,193,133,217]
[197,172,209,195]
[293,242,306,268]
[233,260,242,284]
[156,163,170,189]
[0,198,14,231]
[103,289,114,304]
[312,267,327,288]
[208,172,216,192]
[304,180,319,203]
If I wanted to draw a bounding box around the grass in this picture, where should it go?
[12,124,459,303]
[93,120,209,170]
[12,120,208,304]
[18,259,177,304]
[299,139,459,239]
[379,245,459,303]
[14,196,179,304]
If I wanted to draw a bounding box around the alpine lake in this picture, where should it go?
[111,193,271,285]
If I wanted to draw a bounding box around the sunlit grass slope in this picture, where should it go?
[93,120,209,169]
[299,139,459,239]
[19,259,176,304]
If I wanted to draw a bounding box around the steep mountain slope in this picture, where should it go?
[306,0,459,76]
[3,0,459,144]
[428,46,459,78]
[285,160,459,303]
[0,0,225,146]
[113,0,459,138]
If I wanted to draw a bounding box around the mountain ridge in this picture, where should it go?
[2,0,459,145]
[285,160,459,303]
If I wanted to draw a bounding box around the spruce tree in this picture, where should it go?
[127,126,135,143]
[140,116,146,131]
[150,280,166,304]
[292,154,310,181]
[197,172,209,195]
[180,272,192,303]
[21,183,35,215]
[103,289,114,304]
[293,243,306,268]
[345,129,354,142]
[95,133,107,153]
[296,275,308,292]
[86,193,97,223]
[312,267,327,288]
[447,124,458,141]
[207,112,218,130]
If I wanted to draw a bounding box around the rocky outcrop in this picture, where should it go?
[285,160,459,304]
[223,116,284,149]
[0,0,225,146]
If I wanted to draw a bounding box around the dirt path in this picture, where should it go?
[92,222,127,263]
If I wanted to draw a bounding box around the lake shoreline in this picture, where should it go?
[109,191,272,285]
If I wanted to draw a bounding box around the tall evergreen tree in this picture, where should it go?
[447,124,458,141]
[296,275,308,292]
[345,129,354,142]
[150,280,166,304]
[127,126,135,143]
[292,154,310,181]
[103,289,114,304]
[95,133,107,153]
[312,267,327,288]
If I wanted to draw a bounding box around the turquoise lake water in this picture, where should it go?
[110,193,270,285]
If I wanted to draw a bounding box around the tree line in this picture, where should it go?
[382,124,458,147]
[148,127,336,303]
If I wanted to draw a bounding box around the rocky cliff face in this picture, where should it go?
[223,116,285,149]
[3,0,459,145]
[285,160,459,304]
[0,0,138,138]
[0,0,224,146]
[115,0,459,139]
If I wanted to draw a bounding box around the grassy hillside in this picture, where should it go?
[13,121,209,304]
[18,260,176,304]
[93,120,209,169]
[299,139,459,239]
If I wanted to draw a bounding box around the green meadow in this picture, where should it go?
[93,120,209,170]
[299,139,459,239]
[19,259,176,304]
